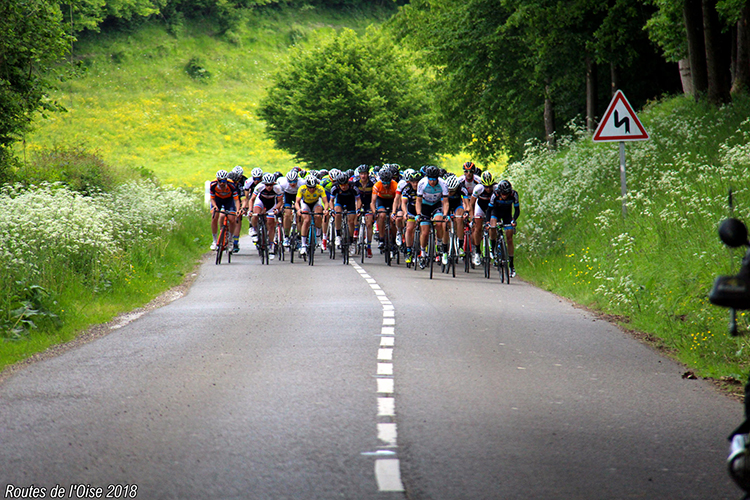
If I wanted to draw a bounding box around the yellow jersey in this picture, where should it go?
[297,184,327,204]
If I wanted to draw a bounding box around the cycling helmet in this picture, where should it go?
[497,179,513,195]
[319,169,329,178]
[286,170,299,182]
[446,176,460,190]
[329,168,341,180]
[216,169,229,180]
[425,166,440,179]
[379,169,393,183]
[346,169,354,178]
[481,171,495,187]
[228,170,239,181]
[403,168,415,180]
[439,168,448,178]
[463,161,476,173]
[262,173,276,184]
[356,165,369,175]
[251,167,263,179]
[337,172,349,184]
[407,170,421,182]
[274,171,283,180]
[306,175,319,188]
[232,166,244,177]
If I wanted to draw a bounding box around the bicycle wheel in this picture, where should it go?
[226,226,232,263]
[500,234,510,284]
[482,233,492,279]
[429,225,435,280]
[450,231,457,278]
[328,219,336,260]
[216,225,227,265]
[258,220,267,265]
[463,229,471,273]
[388,218,393,266]
[277,224,285,261]
[341,219,349,265]
[308,224,315,266]
[290,227,296,263]
[360,220,366,264]
[413,225,421,271]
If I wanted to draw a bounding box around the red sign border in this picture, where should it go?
[593,90,649,142]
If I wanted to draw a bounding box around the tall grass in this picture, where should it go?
[507,95,750,380]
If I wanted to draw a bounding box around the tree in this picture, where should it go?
[0,0,71,179]
[259,27,445,168]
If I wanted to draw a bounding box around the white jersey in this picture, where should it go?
[278,177,300,195]
[396,178,408,193]
[417,177,448,205]
[459,174,479,193]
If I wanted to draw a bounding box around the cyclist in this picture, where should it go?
[228,166,247,252]
[458,161,480,194]
[372,167,399,254]
[329,171,360,252]
[278,170,301,247]
[243,167,264,242]
[488,180,520,277]
[296,175,327,256]
[398,170,421,264]
[470,171,496,266]
[209,169,239,251]
[250,173,284,258]
[444,175,470,259]
[353,165,375,258]
[416,165,450,265]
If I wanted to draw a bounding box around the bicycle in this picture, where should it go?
[274,213,285,261]
[215,208,233,265]
[256,213,270,265]
[494,227,511,284]
[327,211,336,260]
[304,212,324,266]
[481,222,493,279]
[443,216,458,278]
[287,207,301,264]
[463,218,473,273]
[356,210,368,264]
[418,214,442,279]
[340,214,351,265]
[381,208,395,267]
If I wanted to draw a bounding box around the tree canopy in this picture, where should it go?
[259,27,445,169]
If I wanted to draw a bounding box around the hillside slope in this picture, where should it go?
[22,8,389,187]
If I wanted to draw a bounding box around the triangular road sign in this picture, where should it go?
[593,90,649,142]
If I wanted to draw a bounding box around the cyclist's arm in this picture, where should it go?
[469,196,477,218]
[442,195,449,217]
[415,196,422,218]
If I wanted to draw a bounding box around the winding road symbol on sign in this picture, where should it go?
[593,90,648,142]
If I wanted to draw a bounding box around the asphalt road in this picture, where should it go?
[0,236,744,499]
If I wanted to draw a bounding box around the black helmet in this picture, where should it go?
[497,179,512,195]
[425,165,440,179]
[337,172,349,184]
[379,169,393,183]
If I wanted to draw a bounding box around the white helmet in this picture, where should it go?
[251,167,263,179]
[286,170,299,182]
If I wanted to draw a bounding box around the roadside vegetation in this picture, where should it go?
[507,95,750,383]
[0,148,207,370]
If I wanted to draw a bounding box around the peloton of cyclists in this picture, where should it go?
[208,162,520,277]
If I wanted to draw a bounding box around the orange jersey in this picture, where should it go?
[373,180,398,200]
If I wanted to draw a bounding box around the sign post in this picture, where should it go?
[593,90,649,217]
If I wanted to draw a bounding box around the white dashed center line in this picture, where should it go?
[352,262,405,493]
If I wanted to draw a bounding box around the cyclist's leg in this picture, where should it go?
[211,207,220,246]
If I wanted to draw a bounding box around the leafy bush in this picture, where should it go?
[15,145,146,195]
[185,56,211,81]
